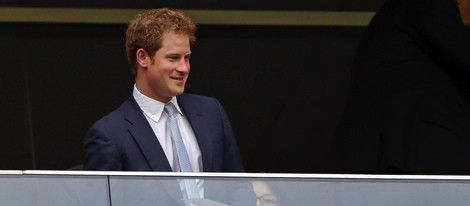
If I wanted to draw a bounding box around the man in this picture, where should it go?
[330,0,470,175]
[83,8,255,205]
[251,181,281,206]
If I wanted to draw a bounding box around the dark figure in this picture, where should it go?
[330,0,470,175]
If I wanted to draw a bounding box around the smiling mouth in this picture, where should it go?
[171,76,184,81]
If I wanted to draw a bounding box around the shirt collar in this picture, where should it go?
[132,85,184,122]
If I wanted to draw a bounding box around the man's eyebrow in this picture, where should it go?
[165,53,181,57]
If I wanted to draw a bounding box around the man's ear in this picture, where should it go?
[136,48,149,68]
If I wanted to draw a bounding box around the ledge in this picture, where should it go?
[0,7,373,26]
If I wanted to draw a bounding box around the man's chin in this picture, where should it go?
[173,89,185,96]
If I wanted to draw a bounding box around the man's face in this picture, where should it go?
[137,32,191,102]
[251,181,280,206]
[458,0,470,26]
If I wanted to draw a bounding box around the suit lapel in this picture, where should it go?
[123,97,173,171]
[177,94,213,171]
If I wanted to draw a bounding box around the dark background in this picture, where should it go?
[0,0,385,173]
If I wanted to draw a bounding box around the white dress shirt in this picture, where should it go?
[133,86,204,197]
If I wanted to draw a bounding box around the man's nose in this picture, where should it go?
[176,60,189,72]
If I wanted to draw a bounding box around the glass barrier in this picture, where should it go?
[0,171,108,206]
[1,171,470,206]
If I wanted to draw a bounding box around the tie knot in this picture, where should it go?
[164,103,177,118]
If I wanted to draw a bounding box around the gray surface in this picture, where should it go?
[2,172,470,206]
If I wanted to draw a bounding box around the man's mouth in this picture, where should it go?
[171,76,184,80]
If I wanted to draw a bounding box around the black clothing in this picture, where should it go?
[330,0,470,175]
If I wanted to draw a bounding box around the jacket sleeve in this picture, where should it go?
[83,127,123,171]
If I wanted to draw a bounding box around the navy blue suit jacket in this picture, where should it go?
[84,93,255,205]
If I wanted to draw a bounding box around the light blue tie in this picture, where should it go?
[164,103,200,201]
